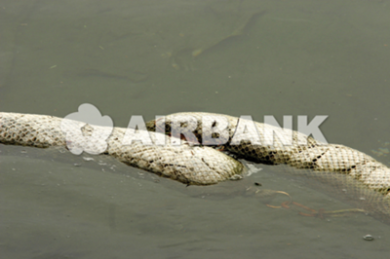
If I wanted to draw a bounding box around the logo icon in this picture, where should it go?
[61,103,113,155]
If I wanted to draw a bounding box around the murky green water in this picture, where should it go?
[1,0,390,258]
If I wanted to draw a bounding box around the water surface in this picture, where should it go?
[1,0,390,258]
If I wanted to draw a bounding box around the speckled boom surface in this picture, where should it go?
[146,112,390,221]
[0,112,243,185]
[1,111,390,222]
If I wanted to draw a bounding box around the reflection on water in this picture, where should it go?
[1,0,390,258]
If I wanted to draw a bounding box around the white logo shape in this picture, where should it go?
[61,103,113,155]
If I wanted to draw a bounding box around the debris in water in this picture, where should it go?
[363,234,374,241]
